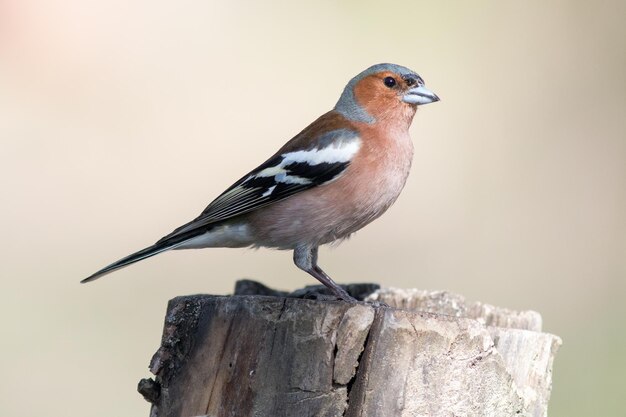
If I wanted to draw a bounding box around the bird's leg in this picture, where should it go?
[293,245,357,302]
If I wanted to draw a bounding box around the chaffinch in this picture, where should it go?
[83,63,439,302]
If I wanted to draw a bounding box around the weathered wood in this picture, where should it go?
[139,281,561,417]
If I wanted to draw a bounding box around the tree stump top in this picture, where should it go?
[139,280,561,417]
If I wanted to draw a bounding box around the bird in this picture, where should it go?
[82,63,439,302]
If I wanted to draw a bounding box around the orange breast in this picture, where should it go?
[246,123,414,249]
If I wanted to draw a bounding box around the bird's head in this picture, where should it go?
[334,63,439,128]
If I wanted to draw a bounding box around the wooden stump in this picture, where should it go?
[138,281,561,417]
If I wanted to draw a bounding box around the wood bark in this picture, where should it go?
[138,281,561,417]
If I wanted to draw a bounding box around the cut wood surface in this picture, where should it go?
[138,280,561,417]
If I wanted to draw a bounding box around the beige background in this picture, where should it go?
[1,1,624,416]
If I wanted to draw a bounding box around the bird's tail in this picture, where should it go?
[81,240,185,283]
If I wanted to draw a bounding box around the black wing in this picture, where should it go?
[156,129,360,244]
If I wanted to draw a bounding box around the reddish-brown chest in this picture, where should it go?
[246,119,415,248]
[343,122,414,212]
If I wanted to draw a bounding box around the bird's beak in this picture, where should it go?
[402,85,440,105]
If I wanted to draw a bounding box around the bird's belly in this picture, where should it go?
[247,143,413,249]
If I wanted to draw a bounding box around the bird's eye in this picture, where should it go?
[383,77,397,88]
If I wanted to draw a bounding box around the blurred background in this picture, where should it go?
[1,0,624,415]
